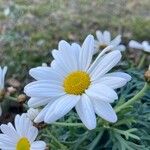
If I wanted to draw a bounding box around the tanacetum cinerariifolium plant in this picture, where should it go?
[1,31,150,150]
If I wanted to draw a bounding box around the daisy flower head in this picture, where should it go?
[95,30,125,54]
[0,114,46,150]
[0,66,7,116]
[24,35,131,130]
[129,40,150,53]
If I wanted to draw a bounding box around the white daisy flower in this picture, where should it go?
[0,66,7,116]
[24,35,131,130]
[26,108,40,121]
[95,30,125,53]
[129,40,150,53]
[0,114,46,150]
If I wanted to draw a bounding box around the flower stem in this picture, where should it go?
[115,83,149,113]
[137,53,146,69]
[5,95,17,102]
[52,122,85,128]
[5,95,28,110]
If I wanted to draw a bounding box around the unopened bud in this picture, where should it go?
[0,89,5,102]
[17,94,26,103]
[7,86,17,94]
[144,70,150,83]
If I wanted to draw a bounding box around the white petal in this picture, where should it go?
[0,134,16,147]
[86,84,118,103]
[129,40,143,49]
[58,40,70,51]
[57,40,78,71]
[93,100,117,122]
[0,123,19,142]
[2,67,7,86]
[31,141,46,150]
[14,115,21,136]
[96,30,103,43]
[94,40,100,54]
[104,72,131,81]
[26,126,38,143]
[110,35,121,46]
[26,108,39,121]
[0,105,2,116]
[71,43,81,68]
[52,49,72,73]
[75,94,96,130]
[34,100,56,123]
[51,49,59,58]
[28,97,52,108]
[50,60,69,77]
[94,76,128,89]
[103,30,111,44]
[0,144,15,150]
[24,80,65,97]
[115,45,126,51]
[51,49,72,75]
[142,41,150,52]
[0,66,7,89]
[15,114,32,137]
[79,35,94,70]
[88,46,114,73]
[19,115,32,137]
[89,50,122,81]
[29,67,63,82]
[44,95,80,123]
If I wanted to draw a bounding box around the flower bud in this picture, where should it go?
[17,94,26,103]
[7,86,17,94]
[144,65,150,83]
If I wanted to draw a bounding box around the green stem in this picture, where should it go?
[52,122,84,128]
[137,53,146,69]
[112,128,140,140]
[5,95,17,102]
[115,83,149,113]
[5,95,28,110]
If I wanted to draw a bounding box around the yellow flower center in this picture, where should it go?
[100,44,107,50]
[16,137,30,150]
[63,71,91,95]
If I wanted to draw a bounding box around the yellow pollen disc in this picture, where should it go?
[63,71,91,95]
[100,44,107,50]
[16,137,30,150]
